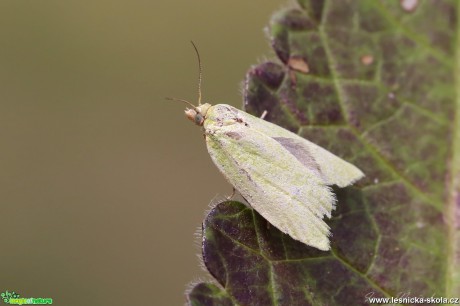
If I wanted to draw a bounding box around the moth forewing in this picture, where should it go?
[225,105,365,187]
[204,104,338,251]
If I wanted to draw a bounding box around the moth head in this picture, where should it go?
[184,103,211,126]
[165,96,211,126]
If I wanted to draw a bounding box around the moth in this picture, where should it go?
[169,43,364,251]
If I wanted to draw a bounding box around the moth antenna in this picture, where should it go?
[190,41,202,106]
[165,97,197,109]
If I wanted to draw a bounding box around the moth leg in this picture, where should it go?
[260,110,268,120]
[226,187,269,228]
[226,187,237,200]
[226,188,250,203]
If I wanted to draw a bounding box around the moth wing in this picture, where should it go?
[271,136,364,188]
[204,111,336,250]
[232,106,364,187]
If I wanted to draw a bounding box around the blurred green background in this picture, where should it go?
[0,1,283,305]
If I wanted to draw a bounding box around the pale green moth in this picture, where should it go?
[170,43,364,251]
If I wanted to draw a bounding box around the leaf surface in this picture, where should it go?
[188,1,459,305]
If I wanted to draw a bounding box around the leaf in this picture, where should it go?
[187,1,460,305]
[188,283,233,306]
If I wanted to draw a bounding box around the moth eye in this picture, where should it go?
[195,113,204,125]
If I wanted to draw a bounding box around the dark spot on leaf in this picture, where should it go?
[302,81,344,125]
[249,62,285,89]
[342,84,399,130]
[298,0,325,23]
[358,2,392,32]
[277,9,316,31]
